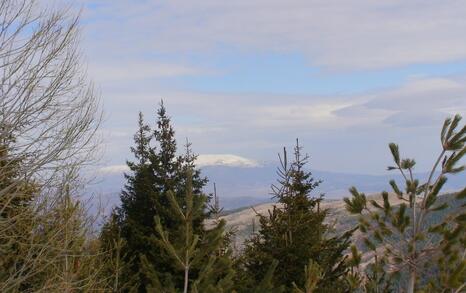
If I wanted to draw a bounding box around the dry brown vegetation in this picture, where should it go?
[0,1,110,291]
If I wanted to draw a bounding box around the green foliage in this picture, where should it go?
[0,141,36,218]
[101,103,234,292]
[99,210,136,292]
[344,187,367,214]
[237,140,353,292]
[248,260,285,293]
[0,141,38,290]
[292,260,323,293]
[344,114,466,292]
[148,171,235,292]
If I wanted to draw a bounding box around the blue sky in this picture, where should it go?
[74,0,466,175]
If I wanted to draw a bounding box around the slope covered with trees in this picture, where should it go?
[0,1,464,292]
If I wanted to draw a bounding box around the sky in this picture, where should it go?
[73,0,466,175]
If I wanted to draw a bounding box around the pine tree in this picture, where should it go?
[116,111,159,290]
[140,170,235,293]
[108,102,221,291]
[0,134,35,218]
[99,210,134,292]
[344,114,466,292]
[0,135,38,291]
[237,140,353,292]
[32,185,104,292]
[1,134,107,291]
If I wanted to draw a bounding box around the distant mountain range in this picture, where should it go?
[88,162,466,212]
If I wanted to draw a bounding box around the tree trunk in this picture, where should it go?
[407,269,415,293]
[183,265,189,293]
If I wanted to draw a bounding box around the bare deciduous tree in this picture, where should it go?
[0,0,104,291]
[0,0,101,181]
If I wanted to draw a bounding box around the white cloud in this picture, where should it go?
[80,0,466,70]
[176,126,226,135]
[99,75,466,135]
[91,74,466,174]
[253,102,352,128]
[196,154,260,168]
[98,165,129,175]
[87,62,201,83]
[334,77,466,127]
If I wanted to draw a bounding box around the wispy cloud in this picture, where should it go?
[335,77,466,128]
[253,102,352,128]
[75,1,466,174]
[88,62,202,83]
[81,0,466,70]
[92,75,466,174]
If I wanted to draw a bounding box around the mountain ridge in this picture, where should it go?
[90,164,466,211]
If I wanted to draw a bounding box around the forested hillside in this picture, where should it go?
[1,1,465,292]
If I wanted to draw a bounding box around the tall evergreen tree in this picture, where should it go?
[237,140,353,292]
[106,102,231,291]
[0,131,43,291]
[114,111,158,290]
[29,185,106,292]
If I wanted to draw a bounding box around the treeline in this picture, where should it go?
[97,104,465,293]
[0,1,465,292]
